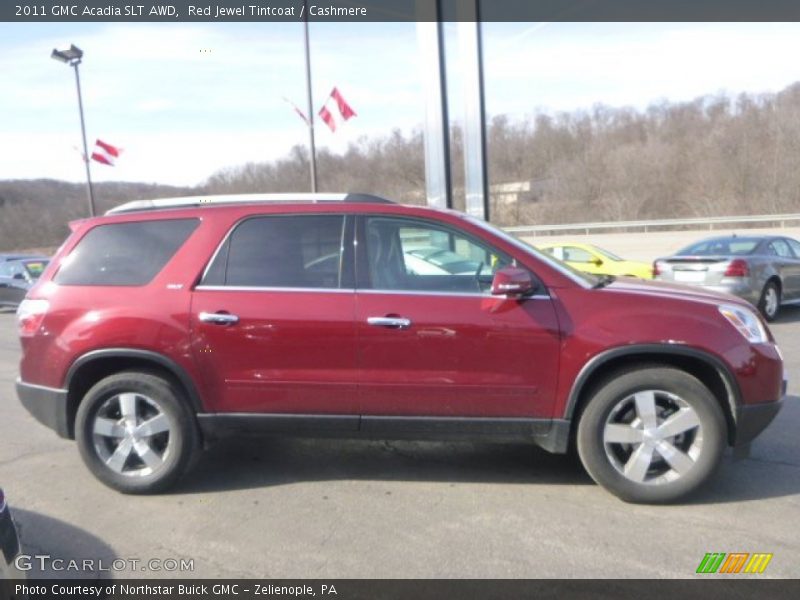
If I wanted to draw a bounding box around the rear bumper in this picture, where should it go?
[16,378,70,439]
[697,282,759,305]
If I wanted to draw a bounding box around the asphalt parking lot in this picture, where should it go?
[0,307,798,579]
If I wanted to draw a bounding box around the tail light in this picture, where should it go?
[17,299,49,337]
[724,259,749,278]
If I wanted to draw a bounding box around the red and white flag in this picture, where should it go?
[318,87,357,132]
[90,139,122,166]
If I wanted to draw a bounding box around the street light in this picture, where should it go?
[51,44,96,217]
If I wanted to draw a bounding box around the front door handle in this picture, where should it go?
[199,311,239,325]
[367,316,411,329]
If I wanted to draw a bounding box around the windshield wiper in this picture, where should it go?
[593,274,616,289]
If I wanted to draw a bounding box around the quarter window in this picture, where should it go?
[204,215,346,289]
[54,219,199,286]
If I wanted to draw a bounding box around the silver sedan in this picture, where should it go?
[653,235,800,321]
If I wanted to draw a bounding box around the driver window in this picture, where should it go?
[364,217,512,293]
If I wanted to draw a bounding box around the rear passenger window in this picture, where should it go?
[787,239,800,258]
[203,215,345,289]
[54,219,199,286]
[768,240,791,258]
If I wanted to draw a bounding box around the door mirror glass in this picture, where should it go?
[491,267,534,297]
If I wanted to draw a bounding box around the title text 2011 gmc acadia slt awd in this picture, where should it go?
[16,194,785,503]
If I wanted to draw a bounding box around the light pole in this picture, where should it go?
[51,44,96,217]
[302,1,318,193]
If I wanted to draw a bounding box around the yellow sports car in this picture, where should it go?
[536,242,652,279]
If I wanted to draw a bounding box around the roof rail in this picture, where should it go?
[106,192,394,215]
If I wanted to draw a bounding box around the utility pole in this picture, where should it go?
[51,44,96,217]
[302,1,318,193]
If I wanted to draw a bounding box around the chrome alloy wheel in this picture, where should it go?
[603,390,703,485]
[764,286,779,319]
[92,393,173,477]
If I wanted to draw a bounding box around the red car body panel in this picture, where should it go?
[18,201,784,434]
[356,292,561,417]
[548,283,783,418]
[191,288,358,414]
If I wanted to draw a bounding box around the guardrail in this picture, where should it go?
[505,213,800,236]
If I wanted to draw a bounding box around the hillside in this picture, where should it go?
[0,180,192,251]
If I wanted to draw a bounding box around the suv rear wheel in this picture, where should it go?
[75,372,198,494]
[576,366,726,503]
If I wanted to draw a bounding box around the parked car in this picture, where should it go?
[0,488,23,589]
[0,254,39,263]
[537,242,652,279]
[0,258,49,309]
[16,194,785,503]
[653,235,800,321]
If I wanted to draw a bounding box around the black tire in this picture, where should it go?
[576,366,726,504]
[758,280,781,322]
[75,371,199,494]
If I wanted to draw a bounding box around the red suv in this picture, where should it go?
[16,194,785,503]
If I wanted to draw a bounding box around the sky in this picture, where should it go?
[2,22,800,187]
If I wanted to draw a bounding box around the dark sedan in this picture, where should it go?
[0,258,49,309]
[653,235,800,321]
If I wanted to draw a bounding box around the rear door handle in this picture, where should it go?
[199,311,239,325]
[367,316,411,329]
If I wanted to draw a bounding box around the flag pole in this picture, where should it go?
[302,1,318,193]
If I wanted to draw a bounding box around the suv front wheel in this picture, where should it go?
[75,371,199,494]
[577,366,726,503]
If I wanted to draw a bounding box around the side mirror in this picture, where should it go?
[592,257,603,266]
[491,267,534,297]
[12,273,25,281]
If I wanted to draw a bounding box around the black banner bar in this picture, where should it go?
[5,0,800,23]
[6,579,800,600]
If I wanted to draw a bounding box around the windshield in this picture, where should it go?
[677,238,760,256]
[462,215,596,287]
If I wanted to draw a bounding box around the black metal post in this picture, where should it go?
[72,61,96,217]
[303,1,318,193]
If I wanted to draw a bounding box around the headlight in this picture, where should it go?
[718,304,768,344]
